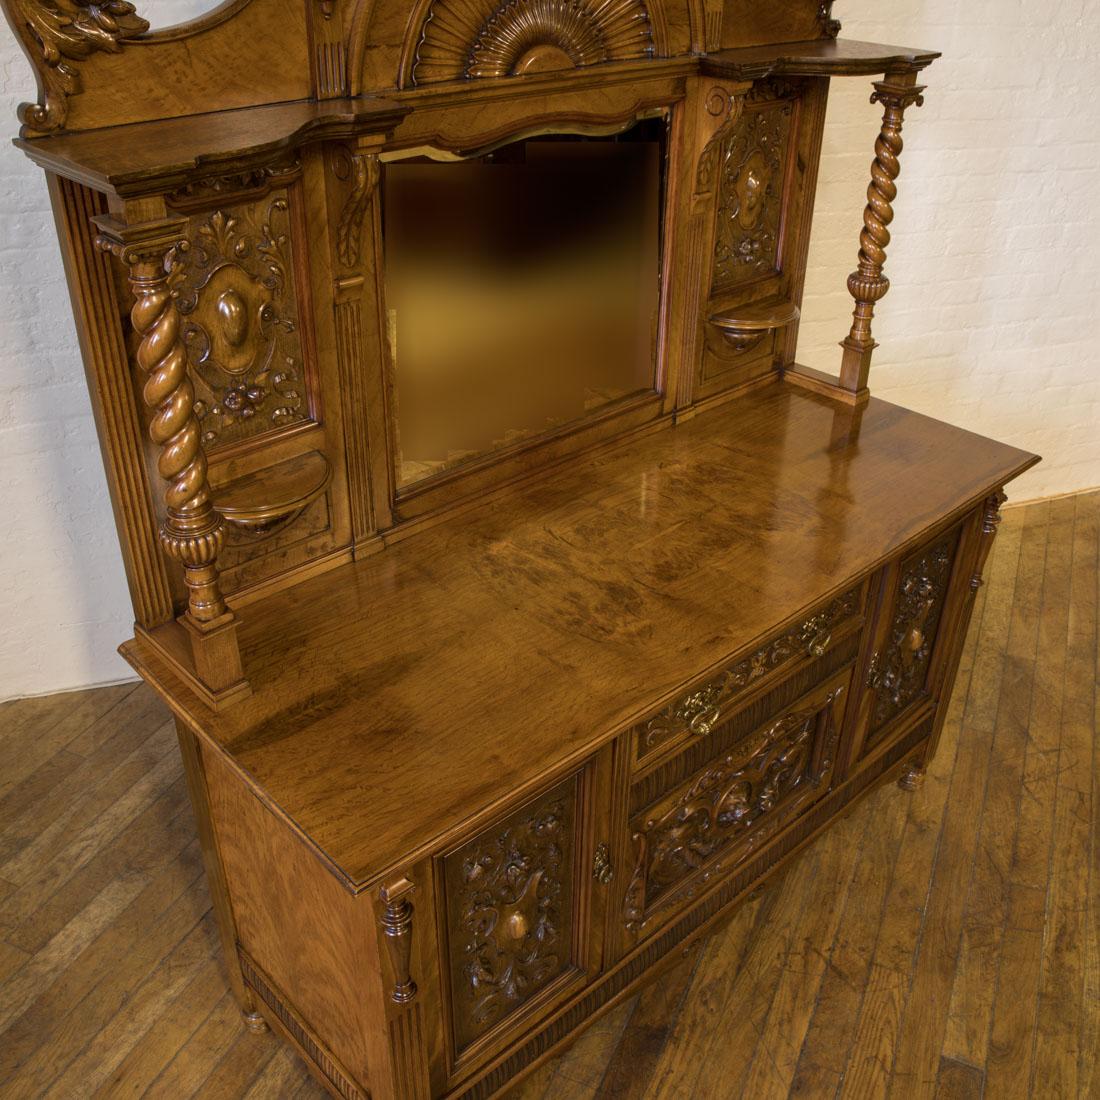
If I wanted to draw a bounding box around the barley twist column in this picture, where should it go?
[839,75,926,396]
[94,214,245,701]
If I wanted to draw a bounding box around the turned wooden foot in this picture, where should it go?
[243,1009,269,1034]
[898,763,926,791]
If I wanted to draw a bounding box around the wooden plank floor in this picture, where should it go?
[0,491,1096,1099]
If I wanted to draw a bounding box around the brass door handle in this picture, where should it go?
[808,632,831,658]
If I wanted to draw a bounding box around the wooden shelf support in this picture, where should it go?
[839,72,927,396]
[93,208,245,698]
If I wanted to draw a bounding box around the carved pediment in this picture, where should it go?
[411,0,654,85]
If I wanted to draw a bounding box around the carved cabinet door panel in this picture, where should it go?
[436,749,612,1081]
[612,668,851,954]
[849,520,970,764]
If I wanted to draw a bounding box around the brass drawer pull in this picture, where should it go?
[807,631,831,658]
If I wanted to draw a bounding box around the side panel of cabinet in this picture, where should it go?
[843,509,984,773]
[436,748,613,1089]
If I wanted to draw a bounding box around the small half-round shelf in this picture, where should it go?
[708,298,801,355]
[214,450,332,538]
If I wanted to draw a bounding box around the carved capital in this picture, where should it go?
[379,878,418,1005]
[971,489,1007,591]
[3,0,149,136]
[93,213,230,628]
[870,79,927,113]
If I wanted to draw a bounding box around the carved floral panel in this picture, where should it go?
[868,531,958,736]
[624,684,844,931]
[168,184,312,451]
[711,88,794,291]
[444,777,578,1051]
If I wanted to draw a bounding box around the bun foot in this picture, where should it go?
[243,1010,269,1033]
[898,762,926,791]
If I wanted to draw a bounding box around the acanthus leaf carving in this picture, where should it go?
[642,586,859,749]
[168,191,310,451]
[711,83,794,289]
[868,533,955,733]
[625,688,843,931]
[330,147,380,270]
[444,783,577,1050]
[9,0,149,135]
[412,0,653,86]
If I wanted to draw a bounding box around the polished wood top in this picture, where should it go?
[701,38,940,80]
[123,381,1037,890]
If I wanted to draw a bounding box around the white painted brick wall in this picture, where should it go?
[1,1,1097,700]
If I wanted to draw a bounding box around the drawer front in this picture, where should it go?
[634,584,864,769]
[864,524,963,749]
[620,668,851,937]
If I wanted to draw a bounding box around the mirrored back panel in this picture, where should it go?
[382,119,666,487]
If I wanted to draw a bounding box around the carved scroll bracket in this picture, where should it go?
[379,877,418,1005]
[329,145,381,271]
[93,211,246,700]
[4,0,149,136]
[838,74,926,397]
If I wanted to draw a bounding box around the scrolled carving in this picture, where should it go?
[642,586,859,750]
[444,783,576,1050]
[692,86,742,204]
[7,0,148,135]
[94,218,228,626]
[167,192,309,450]
[868,533,954,733]
[329,146,380,270]
[412,0,653,85]
[625,689,843,930]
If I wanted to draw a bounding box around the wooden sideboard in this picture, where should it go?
[1,0,1037,1096]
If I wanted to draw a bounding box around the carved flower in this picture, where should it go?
[220,382,266,420]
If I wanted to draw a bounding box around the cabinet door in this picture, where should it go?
[437,751,611,1076]
[856,522,966,759]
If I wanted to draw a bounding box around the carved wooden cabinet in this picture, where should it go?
[1,0,1038,1096]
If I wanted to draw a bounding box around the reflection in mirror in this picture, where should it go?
[383,119,666,487]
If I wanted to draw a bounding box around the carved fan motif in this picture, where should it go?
[412,0,653,85]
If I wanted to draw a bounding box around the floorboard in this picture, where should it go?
[0,491,1096,1099]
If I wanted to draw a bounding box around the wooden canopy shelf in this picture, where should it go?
[701,37,941,81]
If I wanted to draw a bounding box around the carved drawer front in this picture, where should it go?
[440,774,589,1061]
[634,584,863,770]
[864,525,963,751]
[621,669,850,938]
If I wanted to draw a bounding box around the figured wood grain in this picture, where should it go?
[125,386,1035,890]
